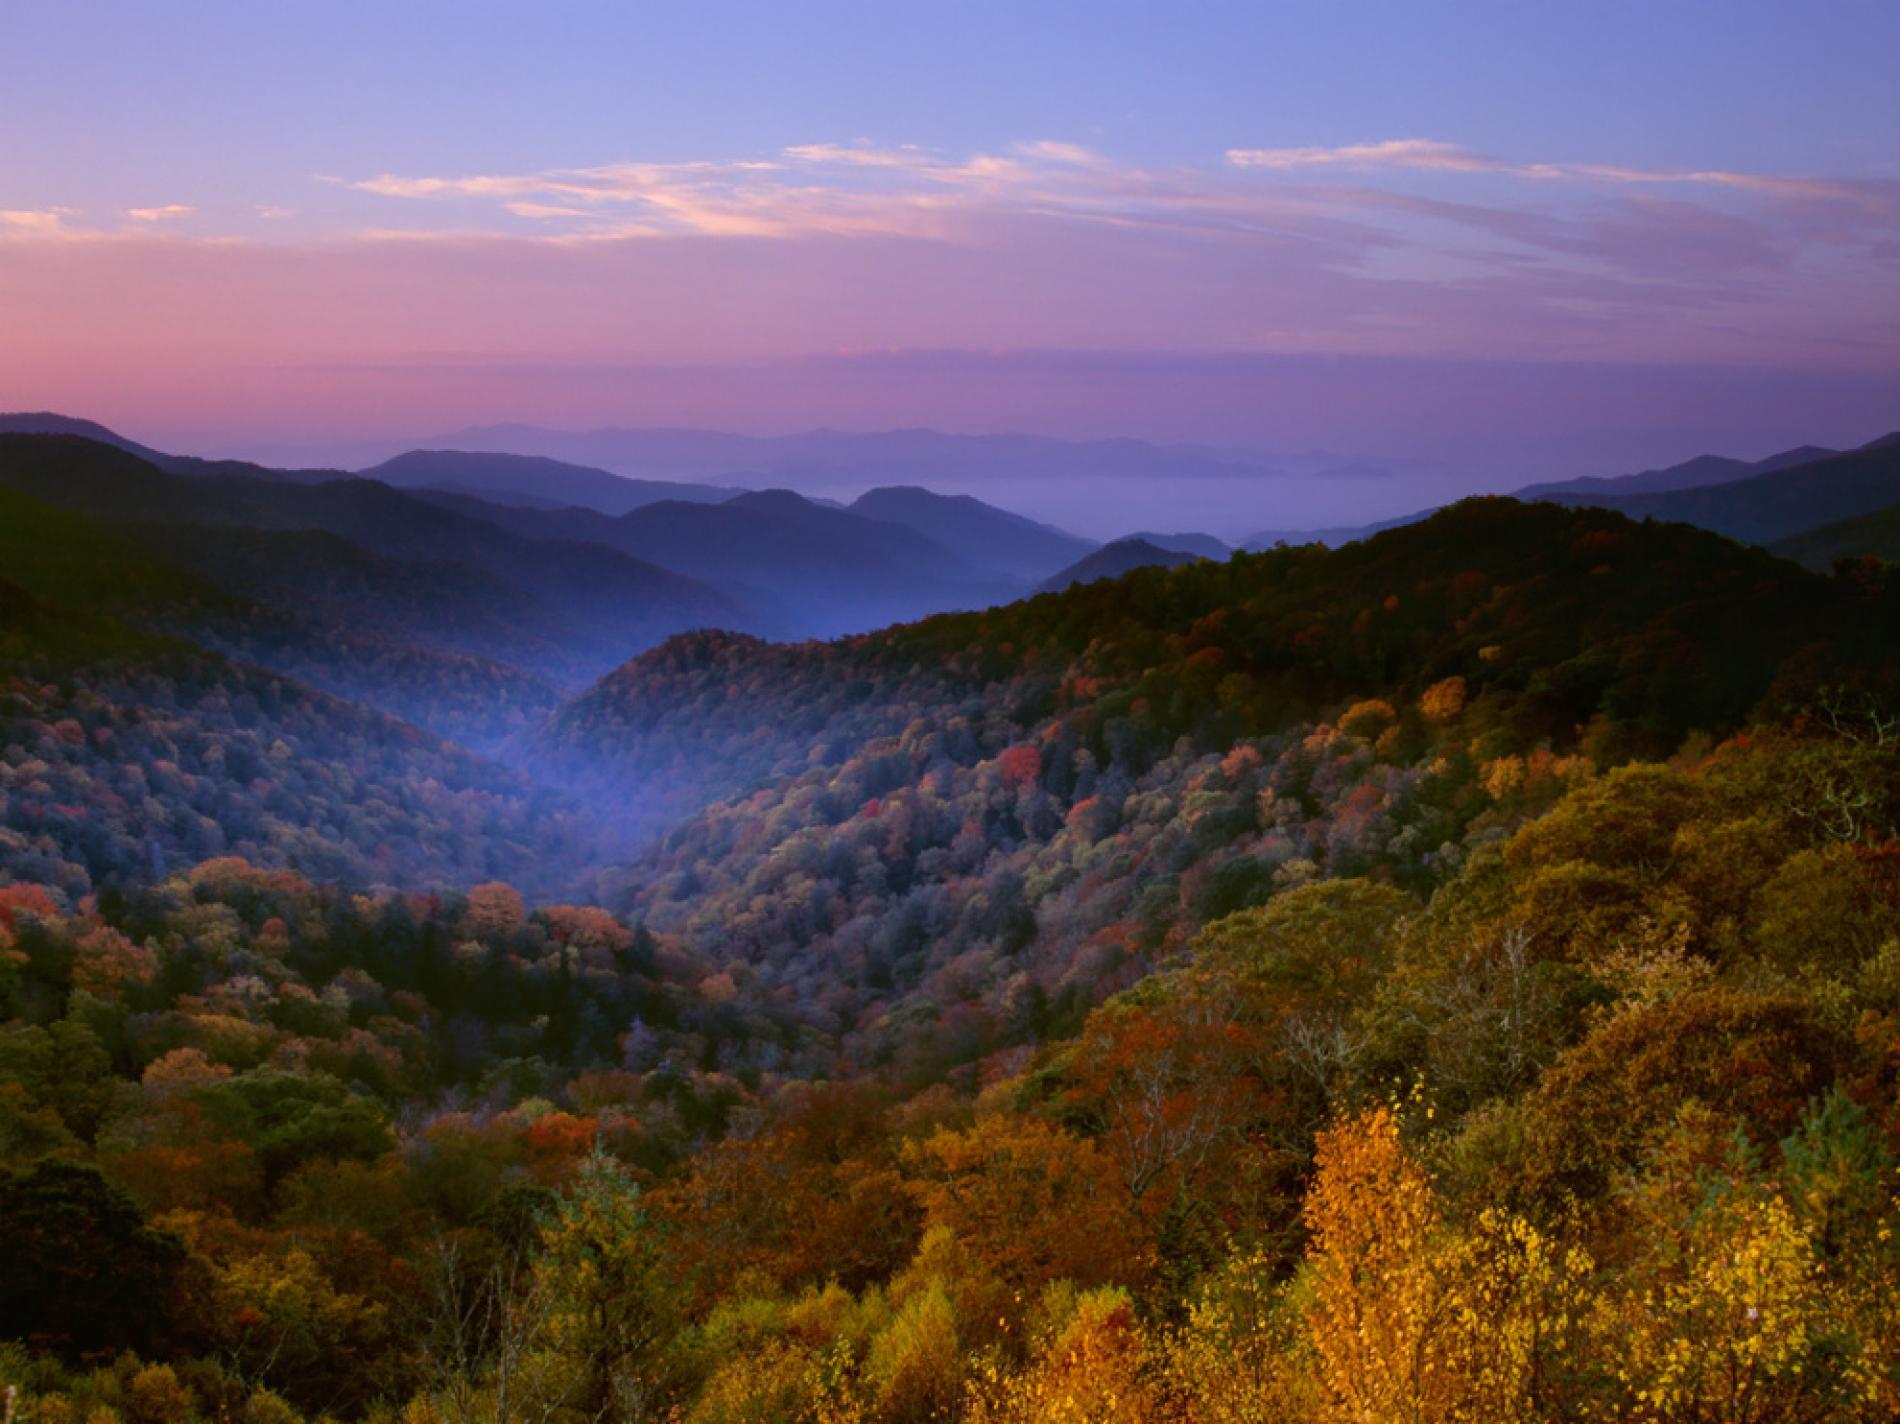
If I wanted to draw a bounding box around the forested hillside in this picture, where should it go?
[1772,502,1900,571]
[523,498,1896,1076]
[527,497,1880,834]
[0,486,560,750]
[0,579,587,897]
[4,478,1900,1422]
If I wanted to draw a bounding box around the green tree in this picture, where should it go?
[0,1159,184,1357]
[534,1147,684,1421]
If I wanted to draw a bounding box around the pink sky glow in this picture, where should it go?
[4,136,1897,457]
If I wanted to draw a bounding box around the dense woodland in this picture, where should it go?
[4,430,1900,1421]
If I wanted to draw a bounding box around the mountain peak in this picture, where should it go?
[0,412,166,462]
[725,487,817,513]
[1036,536,1200,593]
[847,484,1093,582]
[1127,530,1232,558]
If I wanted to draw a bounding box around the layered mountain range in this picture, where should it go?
[3,411,1898,814]
[1244,430,1900,551]
[2,410,1895,895]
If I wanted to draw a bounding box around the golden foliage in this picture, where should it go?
[966,1288,1156,1424]
[1301,1104,1597,1424]
[1420,676,1469,722]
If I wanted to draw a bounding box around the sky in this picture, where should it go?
[3,1,1899,526]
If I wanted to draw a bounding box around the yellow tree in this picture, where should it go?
[1438,1209,1596,1424]
[1301,1105,1595,1424]
[1303,1104,1456,1422]
[966,1287,1157,1424]
[1158,1243,1311,1423]
[1599,1114,1867,1424]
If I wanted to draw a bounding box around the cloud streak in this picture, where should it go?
[342,142,1142,241]
[1228,139,1499,173]
[1,207,76,234]
[1226,137,1896,208]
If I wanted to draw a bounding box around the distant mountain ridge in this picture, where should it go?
[847,485,1095,580]
[0,411,179,464]
[15,408,1900,620]
[1129,530,1231,558]
[362,448,743,516]
[1241,431,1900,550]
[1515,443,1842,498]
[0,411,346,484]
[1036,537,1203,592]
[420,484,1021,639]
[348,422,1295,490]
[0,414,1132,646]
[1541,438,1900,545]
[0,434,750,687]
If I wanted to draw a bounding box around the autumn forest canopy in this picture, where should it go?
[3,421,1900,1424]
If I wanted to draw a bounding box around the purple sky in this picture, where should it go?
[3,1,1897,525]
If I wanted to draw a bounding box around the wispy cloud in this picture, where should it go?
[1009,139,1107,168]
[780,142,924,169]
[1228,139,1500,174]
[127,204,195,221]
[0,207,76,234]
[502,201,590,220]
[342,140,1165,241]
[347,158,862,239]
[350,160,779,201]
[1225,137,1895,207]
[343,137,1899,258]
